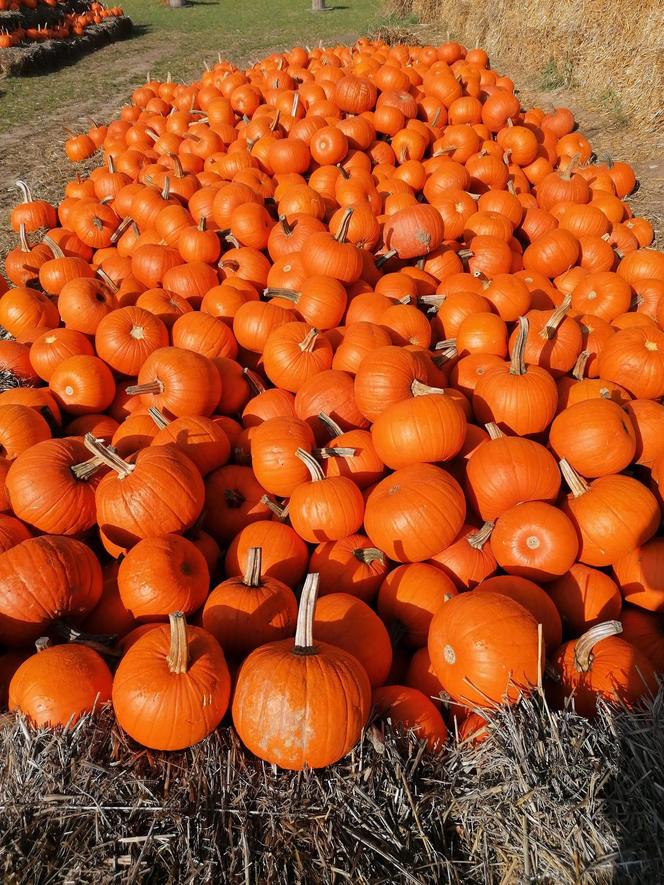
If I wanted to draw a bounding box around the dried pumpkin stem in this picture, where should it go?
[260,494,289,520]
[411,378,447,396]
[318,412,343,439]
[224,488,245,508]
[573,620,623,672]
[375,249,397,268]
[83,433,135,479]
[313,447,357,459]
[293,572,319,653]
[467,521,495,550]
[298,327,319,352]
[15,180,33,204]
[559,458,590,497]
[42,235,64,260]
[540,295,572,340]
[110,215,134,244]
[433,337,457,352]
[243,547,263,588]
[509,316,529,376]
[70,453,105,481]
[166,612,189,674]
[96,268,119,294]
[560,153,581,181]
[278,215,294,237]
[242,367,266,396]
[333,207,354,243]
[161,178,171,200]
[572,350,590,381]
[353,547,386,565]
[126,379,165,396]
[18,223,30,253]
[107,155,116,174]
[295,447,325,481]
[263,287,301,303]
[485,422,505,440]
[148,406,170,430]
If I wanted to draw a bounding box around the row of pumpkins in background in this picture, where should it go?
[0,3,123,46]
[0,37,663,770]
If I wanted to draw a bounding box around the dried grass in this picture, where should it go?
[0,691,662,883]
[411,0,663,133]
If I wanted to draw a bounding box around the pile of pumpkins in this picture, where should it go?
[0,37,663,771]
[0,2,123,48]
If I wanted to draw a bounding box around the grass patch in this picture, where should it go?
[599,87,630,129]
[539,56,574,90]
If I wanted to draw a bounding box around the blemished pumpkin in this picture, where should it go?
[9,644,113,728]
[113,612,231,751]
[232,573,371,770]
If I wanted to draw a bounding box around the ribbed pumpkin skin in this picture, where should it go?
[548,399,636,478]
[313,593,392,687]
[597,327,664,400]
[6,437,102,536]
[0,514,32,554]
[232,639,371,770]
[474,575,563,650]
[95,306,169,376]
[620,608,664,672]
[151,415,231,476]
[549,636,658,717]
[371,394,467,469]
[612,538,664,612]
[289,475,365,543]
[9,645,113,728]
[353,346,427,423]
[310,534,389,603]
[377,563,458,648]
[428,523,497,590]
[113,624,230,751]
[547,564,622,635]
[465,436,560,521]
[95,445,205,553]
[250,416,315,498]
[0,403,51,460]
[429,591,542,708]
[225,521,309,587]
[372,685,448,751]
[561,475,659,567]
[0,535,102,646]
[472,362,558,436]
[490,501,578,583]
[364,464,466,563]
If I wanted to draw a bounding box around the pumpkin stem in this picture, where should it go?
[83,433,135,479]
[107,154,116,174]
[433,337,457,353]
[166,611,189,674]
[291,93,300,117]
[509,316,529,376]
[295,447,325,481]
[96,268,119,294]
[17,223,30,253]
[242,367,266,396]
[126,379,165,396]
[572,350,590,381]
[42,235,65,260]
[148,406,170,430]
[70,451,105,481]
[375,249,397,268]
[318,411,343,438]
[466,521,495,550]
[411,378,447,397]
[224,487,245,508]
[560,153,581,181]
[336,163,351,181]
[293,572,319,654]
[573,620,623,672]
[559,458,589,497]
[299,327,319,352]
[270,109,282,132]
[260,494,289,520]
[485,422,505,440]
[313,446,357,459]
[539,294,571,340]
[243,547,263,587]
[15,180,33,204]
[263,287,300,304]
[333,207,354,243]
[111,215,134,244]
[197,216,207,232]
[353,546,386,565]
[161,178,171,201]
[278,215,294,237]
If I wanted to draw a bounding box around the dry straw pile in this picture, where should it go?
[405,0,663,132]
[0,692,662,883]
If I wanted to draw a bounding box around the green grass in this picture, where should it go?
[539,56,574,91]
[0,0,378,129]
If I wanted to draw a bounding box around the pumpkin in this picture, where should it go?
[377,562,458,648]
[118,534,209,621]
[0,403,51,460]
[0,514,32,554]
[474,575,563,650]
[383,204,445,259]
[365,463,466,563]
[559,459,659,567]
[490,501,578,583]
[49,354,116,416]
[548,564,622,635]
[112,612,231,750]
[372,685,448,751]
[84,435,205,554]
[202,546,297,658]
[428,591,543,707]
[29,328,95,383]
[126,346,221,418]
[262,323,333,393]
[250,415,315,497]
[428,521,497,590]
[225,520,309,587]
[149,408,231,476]
[203,464,272,544]
[232,573,371,770]
[613,538,664,613]
[405,646,445,706]
[620,608,664,673]
[82,561,136,638]
[9,644,113,728]
[0,535,102,646]
[548,398,636,477]
[95,306,169,376]
[549,620,657,717]
[623,399,664,468]
[597,326,664,400]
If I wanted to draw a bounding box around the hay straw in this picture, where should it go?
[0,691,662,883]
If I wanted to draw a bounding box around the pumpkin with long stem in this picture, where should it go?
[9,644,113,728]
[549,620,658,717]
[428,590,543,708]
[289,448,364,543]
[10,180,57,232]
[0,535,102,647]
[473,316,558,435]
[113,611,231,751]
[232,573,371,770]
[83,434,204,555]
[225,519,309,588]
[202,546,297,658]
